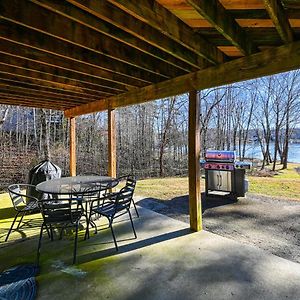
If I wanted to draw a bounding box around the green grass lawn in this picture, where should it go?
[136,163,300,201]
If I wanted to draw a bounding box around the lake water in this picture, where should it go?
[244,143,300,163]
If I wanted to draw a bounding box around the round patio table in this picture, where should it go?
[36,175,118,195]
[36,175,119,240]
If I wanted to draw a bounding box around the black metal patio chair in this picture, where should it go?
[88,185,137,251]
[107,175,139,217]
[37,196,84,265]
[6,184,40,242]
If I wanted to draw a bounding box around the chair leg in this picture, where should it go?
[37,224,44,266]
[49,224,54,241]
[132,200,139,218]
[45,225,51,239]
[73,222,79,264]
[128,209,137,239]
[110,221,118,251]
[16,211,26,229]
[5,212,19,242]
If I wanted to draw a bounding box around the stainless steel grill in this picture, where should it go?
[202,150,251,198]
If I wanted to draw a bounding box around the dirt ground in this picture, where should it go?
[136,193,300,264]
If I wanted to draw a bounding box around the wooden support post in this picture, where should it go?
[188,90,202,231]
[69,117,76,176]
[108,108,117,178]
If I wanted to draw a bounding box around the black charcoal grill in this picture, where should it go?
[202,150,251,198]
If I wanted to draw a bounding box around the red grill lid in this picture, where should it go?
[205,150,236,162]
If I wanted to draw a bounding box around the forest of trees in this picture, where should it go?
[0,71,300,187]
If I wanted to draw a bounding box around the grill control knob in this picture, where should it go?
[217,165,220,169]
[226,166,229,170]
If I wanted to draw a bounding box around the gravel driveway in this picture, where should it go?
[137,193,300,264]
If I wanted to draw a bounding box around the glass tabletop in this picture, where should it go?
[36,175,118,195]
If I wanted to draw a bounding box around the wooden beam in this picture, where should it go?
[66,0,209,70]
[0,52,116,96]
[108,109,117,178]
[0,96,68,110]
[188,90,202,231]
[0,71,106,100]
[32,0,198,73]
[65,40,300,117]
[107,0,225,64]
[263,0,294,43]
[0,84,90,104]
[70,117,76,176]
[0,39,134,92]
[0,63,108,97]
[0,77,104,102]
[0,0,185,79]
[0,21,159,85]
[186,0,258,56]
[0,93,71,109]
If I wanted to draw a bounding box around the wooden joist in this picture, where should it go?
[0,63,107,98]
[0,39,139,92]
[65,40,300,117]
[263,0,294,43]
[186,0,258,56]
[0,52,117,96]
[0,0,186,79]
[66,0,209,70]
[107,0,225,64]
[0,21,161,85]
[32,0,199,73]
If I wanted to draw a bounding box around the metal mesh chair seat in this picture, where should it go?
[91,201,128,218]
[22,201,39,211]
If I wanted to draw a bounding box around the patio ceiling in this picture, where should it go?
[1,0,300,115]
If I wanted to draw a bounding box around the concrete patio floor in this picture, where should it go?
[0,199,300,299]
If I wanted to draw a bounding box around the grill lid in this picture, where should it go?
[205,150,236,162]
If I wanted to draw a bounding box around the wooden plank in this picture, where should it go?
[186,0,258,55]
[0,63,108,97]
[108,109,117,178]
[65,40,300,117]
[66,0,209,70]
[70,117,76,176]
[188,90,202,231]
[0,0,185,79]
[0,93,71,109]
[0,77,105,102]
[0,21,159,85]
[263,0,294,43]
[0,96,68,109]
[0,52,116,96]
[0,84,91,104]
[107,0,225,64]
[33,0,198,73]
[0,39,134,92]
[0,72,106,100]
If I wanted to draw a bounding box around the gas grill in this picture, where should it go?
[202,150,251,198]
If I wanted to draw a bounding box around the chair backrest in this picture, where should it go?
[8,184,38,210]
[125,175,136,191]
[117,175,136,192]
[114,186,135,211]
[38,198,83,224]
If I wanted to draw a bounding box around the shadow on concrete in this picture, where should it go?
[78,228,191,264]
[137,192,237,216]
